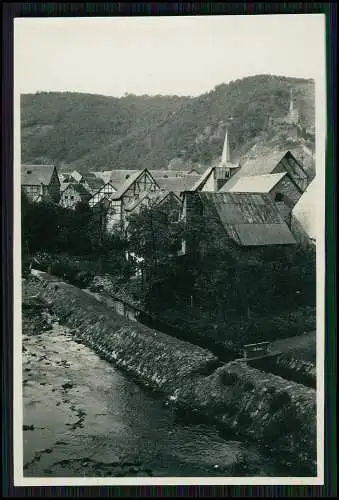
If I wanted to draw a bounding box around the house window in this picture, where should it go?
[64,196,68,200]
[71,196,74,201]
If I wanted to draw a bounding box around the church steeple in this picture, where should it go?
[289,88,294,113]
[221,128,231,165]
[215,127,240,191]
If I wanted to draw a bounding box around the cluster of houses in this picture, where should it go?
[21,93,315,253]
[21,162,202,230]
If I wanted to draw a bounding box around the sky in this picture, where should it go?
[14,14,325,97]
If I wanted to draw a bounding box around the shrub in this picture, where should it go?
[221,371,239,386]
[270,391,292,413]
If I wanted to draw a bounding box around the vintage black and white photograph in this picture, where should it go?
[13,14,326,485]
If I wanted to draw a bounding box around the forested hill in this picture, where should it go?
[21,75,315,173]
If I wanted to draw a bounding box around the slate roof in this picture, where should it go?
[81,175,105,192]
[156,175,201,195]
[220,172,287,193]
[198,192,296,246]
[89,169,201,192]
[91,171,113,184]
[106,170,141,190]
[150,170,187,179]
[21,165,56,186]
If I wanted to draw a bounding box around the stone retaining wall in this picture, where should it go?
[250,353,316,388]
[34,278,316,475]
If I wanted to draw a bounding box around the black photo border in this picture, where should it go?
[1,2,337,497]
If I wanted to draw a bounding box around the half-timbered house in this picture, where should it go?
[104,168,160,232]
[59,182,92,209]
[21,164,61,203]
[88,182,117,208]
[125,189,182,224]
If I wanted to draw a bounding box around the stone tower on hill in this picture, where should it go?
[286,88,299,125]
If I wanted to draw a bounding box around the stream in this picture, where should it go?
[22,314,290,478]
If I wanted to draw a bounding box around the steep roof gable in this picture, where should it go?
[220,150,307,191]
[21,164,56,186]
[111,169,159,200]
[88,182,117,207]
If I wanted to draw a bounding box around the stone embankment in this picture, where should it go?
[250,354,316,389]
[29,276,317,475]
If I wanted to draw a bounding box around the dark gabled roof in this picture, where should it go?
[82,175,105,192]
[21,164,56,186]
[62,182,92,199]
[72,183,92,198]
[198,192,296,246]
[158,191,182,205]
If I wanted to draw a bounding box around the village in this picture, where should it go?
[20,88,317,478]
[21,90,315,246]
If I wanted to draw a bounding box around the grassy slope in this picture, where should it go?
[21,75,315,172]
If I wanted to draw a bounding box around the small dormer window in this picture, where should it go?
[27,170,32,174]
[275,193,283,202]
[125,174,130,179]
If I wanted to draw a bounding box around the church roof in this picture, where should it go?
[220,172,287,193]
